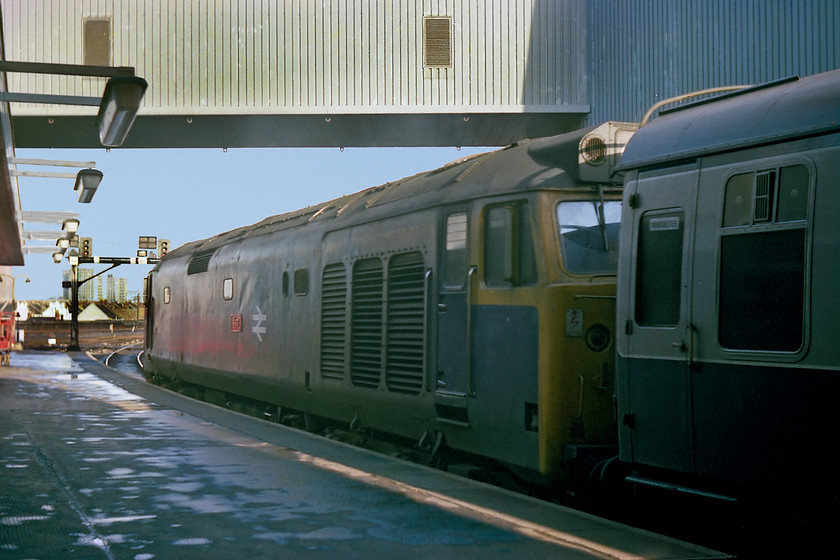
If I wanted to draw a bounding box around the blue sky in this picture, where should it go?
[11,146,489,301]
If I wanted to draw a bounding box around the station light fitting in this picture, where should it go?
[61,218,80,235]
[52,252,64,263]
[74,168,103,203]
[137,249,148,258]
[0,275,30,285]
[0,61,147,148]
[56,238,70,250]
[96,76,148,147]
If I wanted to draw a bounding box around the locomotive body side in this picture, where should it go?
[145,124,634,485]
[616,69,840,499]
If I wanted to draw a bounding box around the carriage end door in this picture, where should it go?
[619,165,699,474]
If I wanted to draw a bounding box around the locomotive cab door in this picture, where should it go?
[617,164,699,475]
[144,271,155,356]
[434,208,473,425]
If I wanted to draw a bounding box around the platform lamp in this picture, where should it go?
[96,75,148,147]
[73,169,103,203]
[61,218,80,236]
[0,61,148,148]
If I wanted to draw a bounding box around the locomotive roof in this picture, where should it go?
[167,126,605,258]
[618,68,840,171]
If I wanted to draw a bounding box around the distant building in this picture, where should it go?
[14,301,30,320]
[40,300,71,321]
[79,269,95,301]
[62,268,96,302]
[106,274,115,302]
[116,278,128,303]
[78,303,119,322]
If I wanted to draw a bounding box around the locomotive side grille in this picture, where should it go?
[386,252,425,394]
[187,248,217,275]
[320,263,347,381]
[351,258,384,388]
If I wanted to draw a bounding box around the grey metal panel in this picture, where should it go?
[4,0,580,114]
[584,0,840,126]
[2,0,589,147]
[3,0,837,148]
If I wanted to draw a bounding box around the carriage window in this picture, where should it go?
[222,278,234,300]
[776,165,809,222]
[484,202,537,286]
[163,286,171,304]
[722,172,754,227]
[635,210,684,327]
[718,164,810,352]
[723,165,809,227]
[557,200,621,274]
[719,230,805,351]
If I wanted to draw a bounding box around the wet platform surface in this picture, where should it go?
[1,351,730,559]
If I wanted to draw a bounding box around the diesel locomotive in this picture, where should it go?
[615,68,840,503]
[143,122,637,488]
[145,67,840,506]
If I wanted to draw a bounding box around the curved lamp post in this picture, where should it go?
[0,273,31,308]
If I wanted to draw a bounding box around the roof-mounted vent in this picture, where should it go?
[578,122,639,184]
[581,136,608,164]
[187,248,217,275]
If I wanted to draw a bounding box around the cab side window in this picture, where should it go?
[483,201,537,287]
[443,212,468,288]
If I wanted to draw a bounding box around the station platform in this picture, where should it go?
[1,351,730,559]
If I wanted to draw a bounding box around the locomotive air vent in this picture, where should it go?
[351,258,384,389]
[582,136,607,165]
[187,248,217,275]
[753,170,775,222]
[320,263,347,381]
[578,122,639,184]
[385,252,425,395]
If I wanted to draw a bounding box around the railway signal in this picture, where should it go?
[80,237,92,257]
[139,236,157,250]
[158,238,170,257]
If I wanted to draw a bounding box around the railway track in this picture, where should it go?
[102,342,145,376]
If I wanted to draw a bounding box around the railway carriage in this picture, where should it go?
[615,69,840,502]
[144,122,636,486]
